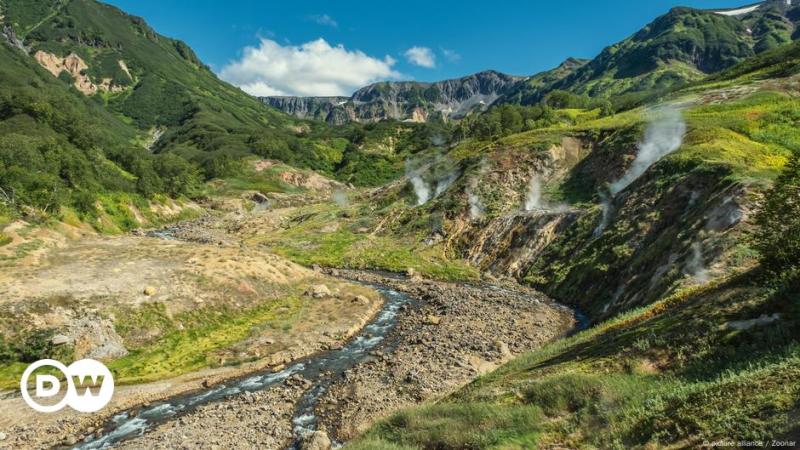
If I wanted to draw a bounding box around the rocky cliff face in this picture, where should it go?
[261,70,525,125]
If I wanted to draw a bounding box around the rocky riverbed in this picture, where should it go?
[114,382,306,450]
[82,269,575,450]
[314,269,576,442]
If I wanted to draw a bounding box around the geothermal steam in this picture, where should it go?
[466,160,489,220]
[332,190,349,207]
[687,241,709,283]
[593,192,614,237]
[406,157,459,206]
[524,174,543,211]
[406,161,431,206]
[435,172,458,197]
[595,106,686,235]
[610,107,686,196]
[523,173,568,213]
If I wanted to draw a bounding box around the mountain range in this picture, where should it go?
[264,0,800,123]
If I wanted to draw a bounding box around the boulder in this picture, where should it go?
[425,315,442,325]
[305,284,331,299]
[50,334,70,346]
[143,286,157,296]
[301,430,332,450]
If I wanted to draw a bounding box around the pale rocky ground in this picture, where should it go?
[114,383,306,450]
[27,270,574,450]
[315,270,576,441]
[0,199,383,449]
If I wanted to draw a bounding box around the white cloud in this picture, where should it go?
[309,14,337,28]
[404,46,436,68]
[220,38,401,97]
[442,48,461,63]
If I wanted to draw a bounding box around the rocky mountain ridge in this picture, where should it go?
[262,70,525,125]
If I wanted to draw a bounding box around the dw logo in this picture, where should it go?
[20,359,114,413]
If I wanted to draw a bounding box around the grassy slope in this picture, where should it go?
[508,3,800,108]
[252,200,479,282]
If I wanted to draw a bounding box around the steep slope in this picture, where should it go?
[264,0,800,124]
[0,34,204,225]
[498,0,799,109]
[497,57,589,106]
[263,70,525,125]
[0,0,344,172]
[1,0,400,223]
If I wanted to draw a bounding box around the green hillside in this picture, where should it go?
[506,1,800,108]
[0,0,433,226]
[0,39,202,223]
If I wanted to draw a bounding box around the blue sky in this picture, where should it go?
[105,0,750,96]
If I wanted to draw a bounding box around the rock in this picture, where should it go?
[143,286,157,296]
[351,295,370,305]
[68,316,128,359]
[425,315,441,325]
[300,430,332,450]
[406,268,417,278]
[0,432,6,441]
[494,340,512,357]
[50,334,70,346]
[304,284,331,299]
[251,192,270,204]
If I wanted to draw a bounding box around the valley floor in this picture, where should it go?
[0,198,574,450]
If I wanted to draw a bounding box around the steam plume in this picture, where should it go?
[435,172,458,197]
[595,106,686,236]
[332,190,349,207]
[524,174,543,211]
[466,160,489,220]
[687,241,709,283]
[610,107,686,196]
[593,191,614,237]
[406,160,431,206]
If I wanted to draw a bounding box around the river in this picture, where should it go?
[72,285,412,450]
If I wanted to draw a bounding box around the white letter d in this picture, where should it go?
[35,375,60,398]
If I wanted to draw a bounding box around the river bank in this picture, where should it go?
[91,270,576,450]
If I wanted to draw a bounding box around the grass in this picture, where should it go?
[108,295,306,385]
[208,159,306,197]
[351,403,543,450]
[257,203,479,282]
